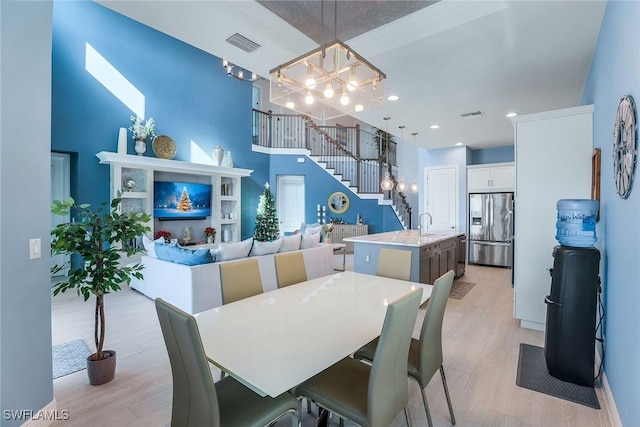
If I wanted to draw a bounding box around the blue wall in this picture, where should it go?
[268,154,402,234]
[581,2,640,424]
[468,145,514,165]
[51,1,268,238]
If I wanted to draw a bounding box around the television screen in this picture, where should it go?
[154,181,212,220]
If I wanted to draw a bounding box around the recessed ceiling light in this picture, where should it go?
[455,142,464,146]
[430,124,440,129]
[387,95,399,101]
[506,112,518,118]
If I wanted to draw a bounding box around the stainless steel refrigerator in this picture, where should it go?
[468,192,514,267]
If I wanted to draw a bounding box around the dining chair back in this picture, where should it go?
[274,251,307,288]
[376,248,412,281]
[155,298,299,427]
[219,258,263,304]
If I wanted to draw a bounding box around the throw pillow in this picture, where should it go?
[143,235,165,258]
[218,237,254,261]
[305,225,322,236]
[279,234,302,253]
[300,232,320,249]
[300,222,321,234]
[155,243,213,266]
[250,238,283,256]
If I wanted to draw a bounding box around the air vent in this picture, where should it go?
[461,110,485,119]
[226,33,261,53]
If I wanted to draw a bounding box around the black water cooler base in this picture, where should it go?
[544,245,599,387]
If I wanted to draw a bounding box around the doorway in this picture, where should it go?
[276,175,305,234]
[51,152,70,276]
[424,165,459,231]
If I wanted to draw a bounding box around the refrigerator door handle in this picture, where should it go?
[544,295,562,306]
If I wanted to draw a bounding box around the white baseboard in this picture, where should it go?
[19,399,66,427]
[595,351,622,427]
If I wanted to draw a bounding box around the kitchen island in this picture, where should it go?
[344,230,465,284]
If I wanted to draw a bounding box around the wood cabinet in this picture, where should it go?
[96,152,252,244]
[467,163,515,192]
[419,237,458,284]
[511,105,593,331]
[331,224,368,254]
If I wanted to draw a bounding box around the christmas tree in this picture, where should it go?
[254,182,279,241]
[177,187,192,211]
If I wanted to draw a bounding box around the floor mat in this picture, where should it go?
[449,281,476,299]
[52,339,90,379]
[516,343,600,409]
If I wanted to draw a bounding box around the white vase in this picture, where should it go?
[207,235,214,244]
[224,150,233,168]
[117,128,128,154]
[134,138,146,156]
[212,145,224,166]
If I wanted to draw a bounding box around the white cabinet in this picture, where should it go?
[511,105,593,331]
[467,163,515,192]
[97,152,252,244]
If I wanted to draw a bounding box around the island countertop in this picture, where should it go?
[343,230,464,247]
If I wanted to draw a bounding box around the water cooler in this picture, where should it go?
[544,199,600,387]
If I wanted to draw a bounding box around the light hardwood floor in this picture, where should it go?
[51,259,612,426]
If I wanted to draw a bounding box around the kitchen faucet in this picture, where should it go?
[418,212,433,235]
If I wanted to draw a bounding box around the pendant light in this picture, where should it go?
[411,132,419,193]
[397,125,407,192]
[380,117,394,191]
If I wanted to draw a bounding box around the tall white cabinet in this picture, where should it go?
[511,105,593,331]
[96,152,252,244]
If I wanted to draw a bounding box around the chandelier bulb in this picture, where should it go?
[305,91,315,105]
[324,81,334,99]
[380,172,394,191]
[397,176,407,192]
[411,177,419,193]
[340,91,349,106]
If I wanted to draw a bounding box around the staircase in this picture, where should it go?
[252,109,413,228]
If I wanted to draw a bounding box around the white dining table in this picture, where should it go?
[195,271,432,398]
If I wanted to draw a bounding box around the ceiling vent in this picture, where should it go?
[461,110,485,119]
[226,33,261,53]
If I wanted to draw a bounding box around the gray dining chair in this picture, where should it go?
[355,270,456,427]
[219,258,263,304]
[377,247,412,281]
[295,287,423,427]
[274,251,307,288]
[155,298,299,427]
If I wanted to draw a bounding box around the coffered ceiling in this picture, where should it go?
[97,0,607,150]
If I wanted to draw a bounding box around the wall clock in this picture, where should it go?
[613,95,637,199]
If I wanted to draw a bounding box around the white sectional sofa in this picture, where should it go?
[129,244,334,314]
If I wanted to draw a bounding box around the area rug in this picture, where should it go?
[516,343,599,409]
[449,281,476,300]
[52,339,90,379]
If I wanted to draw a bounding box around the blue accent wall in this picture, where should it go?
[468,145,514,165]
[581,2,640,424]
[51,1,267,238]
[268,155,402,234]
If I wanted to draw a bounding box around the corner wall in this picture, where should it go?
[581,2,640,424]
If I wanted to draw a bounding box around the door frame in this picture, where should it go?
[51,152,71,276]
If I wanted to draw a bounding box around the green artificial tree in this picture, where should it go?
[254,182,279,241]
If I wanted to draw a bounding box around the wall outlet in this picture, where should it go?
[365,254,370,263]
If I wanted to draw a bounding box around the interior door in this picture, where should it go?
[424,166,458,231]
[276,175,305,234]
[51,152,70,276]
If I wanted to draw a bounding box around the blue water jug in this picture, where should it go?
[555,199,598,248]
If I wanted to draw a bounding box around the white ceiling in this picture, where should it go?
[97,0,607,150]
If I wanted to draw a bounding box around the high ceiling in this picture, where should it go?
[97,0,607,150]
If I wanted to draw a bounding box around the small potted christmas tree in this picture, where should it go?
[254,182,279,241]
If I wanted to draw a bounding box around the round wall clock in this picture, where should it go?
[613,95,637,199]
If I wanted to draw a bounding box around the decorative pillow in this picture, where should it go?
[155,243,213,266]
[250,238,283,256]
[218,237,254,262]
[143,235,165,258]
[300,222,321,234]
[300,232,321,249]
[305,225,322,236]
[279,234,302,253]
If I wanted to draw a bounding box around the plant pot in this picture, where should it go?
[87,350,116,385]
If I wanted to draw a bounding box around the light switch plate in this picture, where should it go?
[29,238,41,260]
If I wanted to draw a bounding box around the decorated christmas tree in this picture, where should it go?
[177,187,192,211]
[254,182,279,241]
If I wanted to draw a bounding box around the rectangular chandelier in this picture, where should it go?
[269,39,386,121]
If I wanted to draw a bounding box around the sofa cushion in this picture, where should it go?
[300,232,321,249]
[279,234,302,253]
[218,237,254,261]
[250,238,282,256]
[155,243,213,266]
[300,222,321,234]
[143,235,165,258]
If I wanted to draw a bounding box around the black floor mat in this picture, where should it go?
[516,343,599,409]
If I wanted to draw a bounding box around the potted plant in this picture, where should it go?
[51,194,151,385]
[129,116,156,155]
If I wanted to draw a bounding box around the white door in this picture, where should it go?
[51,152,70,277]
[277,175,305,234]
[424,166,458,231]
